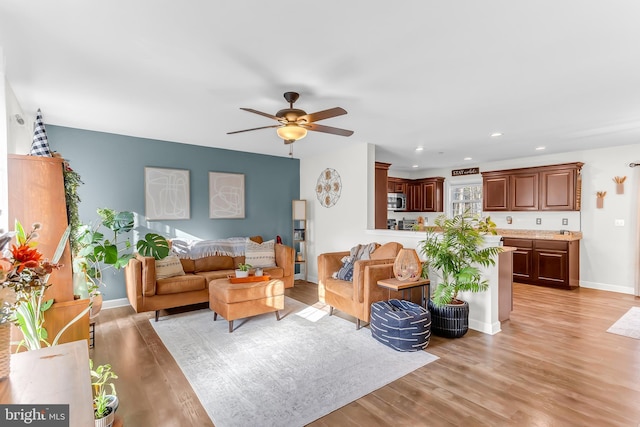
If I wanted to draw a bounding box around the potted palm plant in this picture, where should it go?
[419,212,502,338]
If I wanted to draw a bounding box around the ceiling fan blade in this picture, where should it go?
[302,123,354,137]
[240,108,283,121]
[297,107,347,123]
[227,124,281,135]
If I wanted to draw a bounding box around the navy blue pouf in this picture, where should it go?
[370,299,431,352]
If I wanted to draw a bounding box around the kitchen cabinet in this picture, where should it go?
[483,175,509,211]
[406,182,421,211]
[387,177,407,194]
[503,237,579,289]
[482,162,583,212]
[386,176,445,213]
[420,177,444,212]
[511,173,539,210]
[375,162,391,229]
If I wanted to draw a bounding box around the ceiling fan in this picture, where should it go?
[227,92,354,144]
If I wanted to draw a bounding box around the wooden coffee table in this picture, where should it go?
[377,277,431,308]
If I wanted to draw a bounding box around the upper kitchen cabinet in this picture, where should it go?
[511,173,539,210]
[482,162,584,212]
[387,177,407,194]
[540,165,583,210]
[420,177,445,212]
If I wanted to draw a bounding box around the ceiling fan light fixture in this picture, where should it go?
[277,124,307,142]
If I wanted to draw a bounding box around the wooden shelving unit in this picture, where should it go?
[8,154,90,346]
[292,200,307,281]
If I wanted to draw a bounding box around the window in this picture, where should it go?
[449,181,482,217]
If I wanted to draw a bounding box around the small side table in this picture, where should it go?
[377,277,431,308]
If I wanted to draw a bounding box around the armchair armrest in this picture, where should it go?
[134,253,158,297]
[275,244,294,277]
[317,251,350,285]
[352,258,397,303]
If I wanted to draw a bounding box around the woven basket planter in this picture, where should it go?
[428,299,469,338]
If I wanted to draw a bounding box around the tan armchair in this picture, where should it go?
[318,242,420,329]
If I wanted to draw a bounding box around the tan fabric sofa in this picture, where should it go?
[318,242,420,329]
[125,236,294,320]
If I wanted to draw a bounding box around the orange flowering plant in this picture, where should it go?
[0,220,87,351]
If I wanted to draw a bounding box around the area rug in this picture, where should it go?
[150,297,438,427]
[607,307,640,339]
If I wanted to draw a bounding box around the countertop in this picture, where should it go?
[495,229,582,241]
[374,227,582,241]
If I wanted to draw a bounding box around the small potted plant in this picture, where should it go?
[235,263,252,278]
[90,359,118,427]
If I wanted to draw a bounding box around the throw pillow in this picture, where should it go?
[244,238,276,268]
[334,255,355,281]
[155,255,186,280]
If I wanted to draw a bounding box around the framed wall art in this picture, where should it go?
[144,167,190,220]
[209,172,245,219]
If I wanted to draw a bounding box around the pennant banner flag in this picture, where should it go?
[30,108,52,157]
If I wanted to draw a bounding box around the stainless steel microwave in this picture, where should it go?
[387,193,406,211]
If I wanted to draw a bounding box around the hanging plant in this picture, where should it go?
[62,160,83,256]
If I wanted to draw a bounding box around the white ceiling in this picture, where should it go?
[1,1,639,172]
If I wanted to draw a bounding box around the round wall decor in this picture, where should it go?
[316,168,342,208]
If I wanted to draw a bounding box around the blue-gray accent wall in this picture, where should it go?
[48,125,300,301]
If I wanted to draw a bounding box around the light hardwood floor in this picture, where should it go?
[91,282,640,426]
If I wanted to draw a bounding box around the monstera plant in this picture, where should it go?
[73,208,169,300]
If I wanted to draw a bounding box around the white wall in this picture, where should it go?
[300,143,375,282]
[302,142,640,295]
[1,48,7,233]
[2,69,33,234]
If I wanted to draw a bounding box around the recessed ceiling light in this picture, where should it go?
[464,157,472,161]
[490,132,503,137]
[412,164,419,168]
[535,146,546,151]
[415,147,424,152]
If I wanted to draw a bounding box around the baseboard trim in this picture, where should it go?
[469,319,501,335]
[102,298,130,310]
[579,281,635,295]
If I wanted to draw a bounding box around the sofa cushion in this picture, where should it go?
[179,257,195,273]
[194,255,234,272]
[156,274,206,295]
[155,255,186,280]
[371,242,403,260]
[245,238,276,268]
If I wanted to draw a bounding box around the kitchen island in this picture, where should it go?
[365,229,514,335]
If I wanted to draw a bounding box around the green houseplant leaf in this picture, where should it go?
[419,212,502,307]
[136,233,170,260]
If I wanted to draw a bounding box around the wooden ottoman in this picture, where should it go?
[209,278,284,332]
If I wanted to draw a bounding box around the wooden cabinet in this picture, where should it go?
[419,177,444,212]
[510,173,539,210]
[387,176,445,213]
[483,175,509,211]
[482,162,583,211]
[540,168,581,210]
[406,182,421,211]
[507,238,534,281]
[503,237,579,289]
[375,162,391,229]
[8,154,90,346]
[387,177,407,194]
